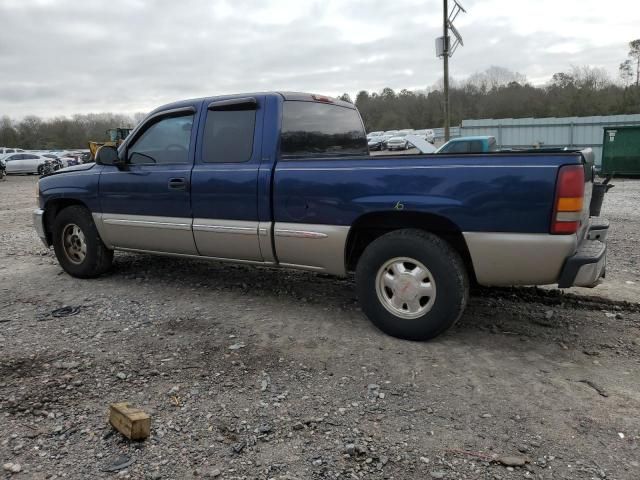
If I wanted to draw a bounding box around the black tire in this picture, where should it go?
[52,205,113,278]
[355,229,469,341]
[37,165,44,175]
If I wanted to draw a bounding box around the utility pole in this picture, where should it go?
[443,0,450,141]
[436,0,465,142]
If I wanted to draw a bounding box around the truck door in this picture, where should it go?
[97,107,198,254]
[190,96,265,261]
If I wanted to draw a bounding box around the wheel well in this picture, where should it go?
[43,199,89,243]
[345,211,477,282]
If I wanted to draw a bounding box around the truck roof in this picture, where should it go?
[150,91,356,115]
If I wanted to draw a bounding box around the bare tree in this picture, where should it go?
[0,116,18,147]
[620,60,634,86]
[467,66,527,91]
[550,72,576,88]
[628,39,640,86]
[132,112,148,126]
[569,66,611,89]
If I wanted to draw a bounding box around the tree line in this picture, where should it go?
[347,65,640,132]
[3,71,639,149]
[0,112,146,150]
[345,39,640,132]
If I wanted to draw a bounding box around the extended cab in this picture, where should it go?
[34,92,609,340]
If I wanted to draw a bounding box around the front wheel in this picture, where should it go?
[52,205,113,278]
[356,229,469,340]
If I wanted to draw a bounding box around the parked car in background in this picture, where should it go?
[366,131,384,139]
[386,133,410,151]
[0,147,24,156]
[383,130,398,137]
[41,153,60,161]
[413,129,436,143]
[367,135,387,151]
[59,155,81,167]
[0,147,24,157]
[436,136,498,154]
[80,151,93,163]
[3,152,52,174]
[49,150,72,160]
[37,153,64,170]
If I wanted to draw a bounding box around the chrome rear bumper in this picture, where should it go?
[557,218,608,288]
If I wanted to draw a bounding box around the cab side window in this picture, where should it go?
[128,114,194,165]
[202,108,256,163]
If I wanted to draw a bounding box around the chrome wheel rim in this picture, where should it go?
[61,224,87,264]
[375,257,436,319]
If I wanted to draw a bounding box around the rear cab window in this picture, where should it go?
[280,101,368,158]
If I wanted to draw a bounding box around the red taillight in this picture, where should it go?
[551,164,585,234]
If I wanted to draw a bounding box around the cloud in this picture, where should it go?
[0,0,637,117]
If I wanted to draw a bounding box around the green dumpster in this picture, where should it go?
[601,126,640,176]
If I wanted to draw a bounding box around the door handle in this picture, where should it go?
[168,177,187,190]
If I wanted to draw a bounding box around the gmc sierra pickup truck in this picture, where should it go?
[34,92,609,340]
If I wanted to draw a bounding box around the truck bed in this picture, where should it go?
[273,152,586,233]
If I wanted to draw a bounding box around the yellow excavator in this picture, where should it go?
[88,128,132,160]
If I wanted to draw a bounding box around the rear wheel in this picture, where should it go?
[356,229,468,340]
[52,205,113,278]
[37,165,44,175]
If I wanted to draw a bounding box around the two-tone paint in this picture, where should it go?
[35,92,599,287]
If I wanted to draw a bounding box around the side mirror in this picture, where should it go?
[95,145,124,168]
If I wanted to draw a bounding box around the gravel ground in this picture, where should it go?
[1,174,639,480]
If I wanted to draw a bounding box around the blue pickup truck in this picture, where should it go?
[34,92,609,340]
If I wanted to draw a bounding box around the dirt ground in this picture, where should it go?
[1,174,639,480]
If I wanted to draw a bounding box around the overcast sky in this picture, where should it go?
[1,0,638,117]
